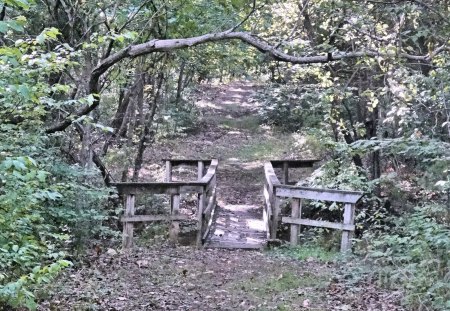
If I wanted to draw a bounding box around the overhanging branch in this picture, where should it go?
[45,30,449,133]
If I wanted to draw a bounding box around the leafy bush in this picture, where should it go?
[367,205,450,310]
[0,155,112,309]
[158,99,200,138]
[0,6,115,308]
[255,83,324,131]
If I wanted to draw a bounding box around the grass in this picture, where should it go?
[271,245,340,262]
[234,136,296,161]
[219,115,262,131]
[237,270,328,297]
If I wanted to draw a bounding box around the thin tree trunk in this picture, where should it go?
[176,60,186,103]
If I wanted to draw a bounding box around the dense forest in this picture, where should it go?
[1,0,450,310]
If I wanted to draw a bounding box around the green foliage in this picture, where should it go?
[0,2,115,308]
[158,99,200,137]
[367,205,450,310]
[256,83,325,132]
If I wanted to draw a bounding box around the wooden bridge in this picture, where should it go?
[112,159,363,252]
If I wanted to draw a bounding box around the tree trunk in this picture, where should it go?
[176,60,186,103]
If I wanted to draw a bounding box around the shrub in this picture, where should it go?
[367,205,450,310]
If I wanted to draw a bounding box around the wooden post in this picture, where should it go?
[283,162,289,184]
[198,161,205,180]
[271,196,280,239]
[341,203,355,252]
[166,160,180,243]
[123,194,136,249]
[165,160,175,212]
[290,198,302,246]
[196,191,205,248]
[165,160,172,182]
[169,193,180,244]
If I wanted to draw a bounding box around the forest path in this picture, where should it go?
[39,81,405,311]
[197,82,267,249]
[147,81,300,249]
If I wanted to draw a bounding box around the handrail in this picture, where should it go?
[275,184,363,204]
[263,160,364,252]
[111,159,219,195]
[263,162,281,239]
[200,159,219,184]
[162,159,212,166]
[113,159,219,249]
[264,162,281,189]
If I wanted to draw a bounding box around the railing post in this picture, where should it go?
[341,203,355,252]
[169,192,180,244]
[290,198,302,246]
[196,190,205,248]
[166,160,180,243]
[123,194,135,249]
[263,183,270,239]
[198,161,204,180]
[165,160,172,182]
[165,160,174,212]
[271,196,280,239]
[283,161,289,184]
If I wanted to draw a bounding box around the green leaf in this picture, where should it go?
[0,21,8,33]
[18,85,30,99]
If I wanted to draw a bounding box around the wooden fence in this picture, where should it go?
[112,159,218,249]
[263,160,363,252]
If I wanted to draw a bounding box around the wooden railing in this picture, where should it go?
[112,159,218,249]
[263,160,363,252]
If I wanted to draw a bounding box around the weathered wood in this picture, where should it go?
[113,159,219,249]
[282,217,355,231]
[275,185,363,203]
[203,187,217,216]
[202,188,217,241]
[341,203,355,252]
[198,161,205,180]
[283,162,289,184]
[200,159,219,184]
[270,159,320,168]
[122,194,135,249]
[264,163,281,239]
[205,242,264,249]
[264,162,281,190]
[169,194,181,243]
[263,181,271,204]
[166,160,175,216]
[270,197,280,239]
[263,184,271,239]
[196,193,205,248]
[111,183,205,195]
[165,160,172,182]
[121,214,189,222]
[162,159,212,166]
[290,199,301,246]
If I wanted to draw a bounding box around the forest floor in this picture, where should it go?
[39,81,405,310]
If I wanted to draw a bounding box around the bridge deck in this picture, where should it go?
[204,203,267,249]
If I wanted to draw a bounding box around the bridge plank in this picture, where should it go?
[282,217,355,231]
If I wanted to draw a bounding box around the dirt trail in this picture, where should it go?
[39,81,405,311]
